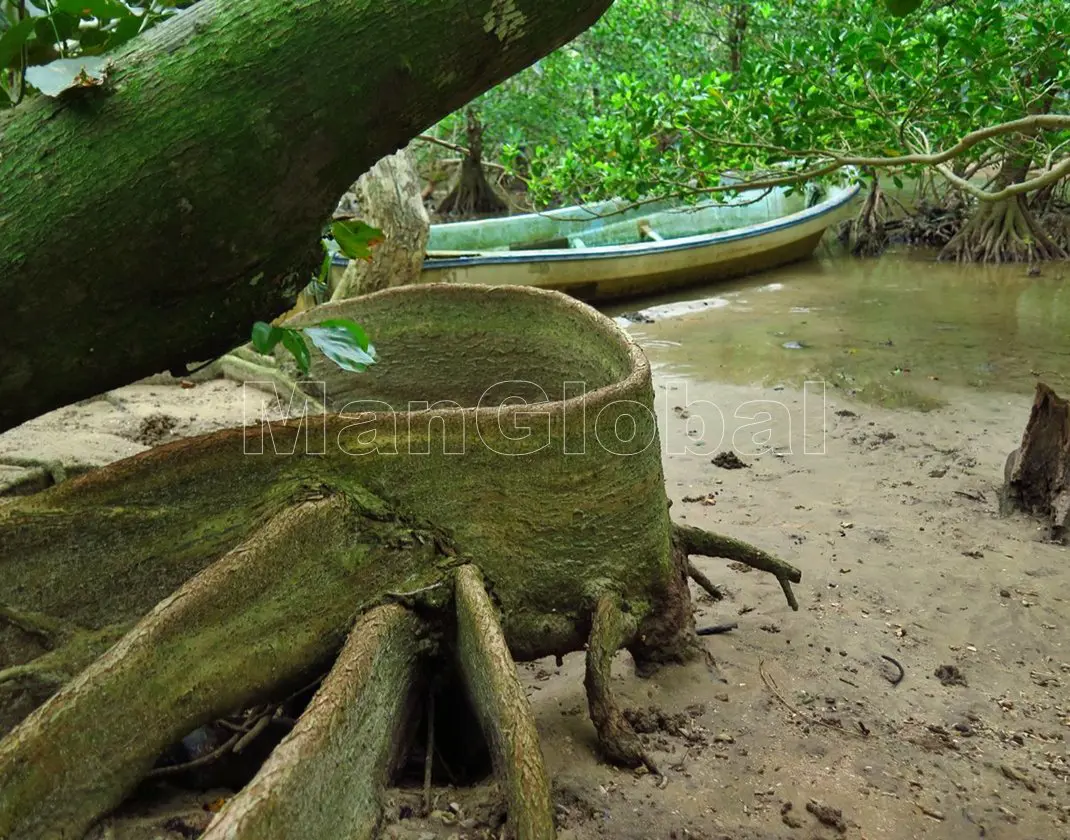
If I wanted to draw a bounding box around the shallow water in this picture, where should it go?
[606,248,1070,410]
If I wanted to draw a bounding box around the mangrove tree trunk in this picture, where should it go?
[0,0,613,433]
[0,284,800,840]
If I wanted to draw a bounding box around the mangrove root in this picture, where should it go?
[686,561,726,601]
[0,284,799,839]
[202,605,425,840]
[584,593,655,773]
[940,196,1068,263]
[0,489,450,840]
[673,522,801,611]
[436,108,508,218]
[455,565,555,840]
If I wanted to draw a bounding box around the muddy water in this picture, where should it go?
[607,248,1070,410]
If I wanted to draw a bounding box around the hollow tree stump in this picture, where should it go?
[0,284,800,840]
[1000,382,1070,543]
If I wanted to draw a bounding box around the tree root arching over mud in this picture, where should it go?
[940,195,1068,263]
[0,284,800,840]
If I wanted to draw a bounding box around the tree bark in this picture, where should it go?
[330,143,431,302]
[0,0,613,433]
[1000,382,1070,543]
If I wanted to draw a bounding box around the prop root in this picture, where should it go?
[203,604,425,839]
[0,489,447,840]
[454,565,554,840]
[673,523,801,611]
[585,593,656,773]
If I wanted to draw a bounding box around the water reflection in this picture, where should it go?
[606,249,1070,410]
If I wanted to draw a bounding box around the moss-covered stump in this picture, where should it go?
[0,284,800,840]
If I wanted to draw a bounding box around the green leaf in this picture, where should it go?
[55,0,132,21]
[303,325,376,373]
[885,0,923,17]
[0,18,35,71]
[316,247,331,286]
[313,318,372,352]
[281,330,312,376]
[332,220,385,262]
[35,11,79,45]
[250,321,285,354]
[106,13,144,50]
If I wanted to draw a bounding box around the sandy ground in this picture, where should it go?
[3,370,1068,840]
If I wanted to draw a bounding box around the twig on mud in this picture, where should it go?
[758,660,867,739]
[913,802,946,821]
[696,622,738,636]
[233,713,271,753]
[423,689,435,816]
[386,582,445,601]
[880,654,905,686]
[147,731,243,778]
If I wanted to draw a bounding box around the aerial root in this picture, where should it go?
[0,493,357,840]
[202,604,425,839]
[585,593,657,774]
[0,604,68,648]
[672,522,801,611]
[940,197,1068,264]
[686,561,725,601]
[454,565,555,840]
[0,457,68,495]
[197,345,329,415]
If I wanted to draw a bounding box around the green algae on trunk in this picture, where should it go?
[0,0,615,433]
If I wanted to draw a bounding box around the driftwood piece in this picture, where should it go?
[1000,382,1070,542]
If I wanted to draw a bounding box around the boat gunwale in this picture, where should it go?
[331,182,861,271]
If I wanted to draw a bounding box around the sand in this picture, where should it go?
[3,370,1067,840]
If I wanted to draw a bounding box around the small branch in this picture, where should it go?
[758,660,867,739]
[422,689,435,816]
[416,134,468,155]
[146,730,243,778]
[0,663,65,691]
[0,605,68,646]
[233,713,271,753]
[688,114,1070,202]
[686,561,725,601]
[673,522,801,611]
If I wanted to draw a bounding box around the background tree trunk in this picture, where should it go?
[0,0,614,433]
[1000,382,1070,543]
[437,108,509,217]
[331,143,431,302]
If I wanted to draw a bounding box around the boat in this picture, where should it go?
[330,180,860,305]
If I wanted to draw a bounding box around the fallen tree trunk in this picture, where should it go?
[0,0,613,433]
[0,284,800,839]
[1000,382,1070,543]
